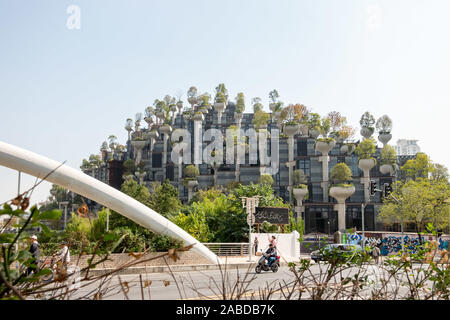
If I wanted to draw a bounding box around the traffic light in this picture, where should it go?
[370,180,376,196]
[384,183,392,198]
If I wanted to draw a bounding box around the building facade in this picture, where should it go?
[85,102,404,235]
[395,139,421,156]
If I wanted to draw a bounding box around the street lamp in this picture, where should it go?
[59,201,69,229]
[445,198,450,235]
[241,196,260,262]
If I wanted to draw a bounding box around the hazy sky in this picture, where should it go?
[1,0,449,205]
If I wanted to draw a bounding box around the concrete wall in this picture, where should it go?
[69,250,212,270]
[251,232,300,260]
[358,231,450,256]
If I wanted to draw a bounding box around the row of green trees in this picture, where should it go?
[40,150,448,254]
[39,176,304,254]
[378,153,450,235]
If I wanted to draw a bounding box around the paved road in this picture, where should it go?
[36,261,443,300]
[71,265,297,300]
[65,263,408,300]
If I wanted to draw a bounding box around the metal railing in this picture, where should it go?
[203,243,249,256]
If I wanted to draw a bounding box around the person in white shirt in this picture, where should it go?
[54,242,70,266]
[268,235,277,248]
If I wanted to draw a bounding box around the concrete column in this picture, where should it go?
[193,114,204,168]
[329,186,355,232]
[315,140,335,202]
[358,159,376,203]
[187,180,198,202]
[131,140,147,165]
[214,102,225,125]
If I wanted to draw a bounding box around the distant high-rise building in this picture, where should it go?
[394,139,420,156]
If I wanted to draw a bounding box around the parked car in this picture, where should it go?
[311,244,363,262]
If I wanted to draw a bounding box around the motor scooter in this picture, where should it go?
[255,252,280,273]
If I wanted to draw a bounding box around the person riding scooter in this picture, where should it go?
[264,243,278,267]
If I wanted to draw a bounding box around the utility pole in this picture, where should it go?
[17,171,21,195]
[361,203,366,247]
[60,201,69,230]
[241,196,260,262]
[106,208,110,231]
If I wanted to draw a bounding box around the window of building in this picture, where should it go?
[296,159,310,176]
[297,140,308,156]
[152,153,162,168]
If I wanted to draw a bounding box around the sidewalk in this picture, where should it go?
[82,255,311,276]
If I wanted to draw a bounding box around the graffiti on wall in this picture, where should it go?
[439,238,449,251]
[366,235,449,256]
[346,232,450,256]
[380,235,423,255]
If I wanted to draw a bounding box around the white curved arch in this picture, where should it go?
[0,141,218,264]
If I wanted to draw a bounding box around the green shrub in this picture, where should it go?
[235,92,246,113]
[258,174,274,185]
[330,163,353,184]
[292,169,308,187]
[184,165,199,179]
[359,111,375,130]
[380,145,397,166]
[355,138,376,160]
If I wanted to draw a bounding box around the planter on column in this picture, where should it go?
[214,102,225,125]
[177,101,183,115]
[186,179,198,202]
[283,124,299,137]
[378,133,392,147]
[358,158,376,203]
[144,116,153,130]
[329,185,355,232]
[293,187,308,206]
[188,96,197,106]
[234,112,243,126]
[298,124,308,137]
[131,140,147,165]
[135,171,146,185]
[360,127,374,140]
[193,112,204,122]
[380,164,394,175]
[155,110,165,124]
[149,130,159,152]
[182,112,191,128]
[315,139,336,202]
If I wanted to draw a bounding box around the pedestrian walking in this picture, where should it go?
[371,244,381,265]
[27,235,40,275]
[253,237,259,254]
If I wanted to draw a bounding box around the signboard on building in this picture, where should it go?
[255,207,289,225]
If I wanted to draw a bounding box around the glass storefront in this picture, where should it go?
[304,204,375,234]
